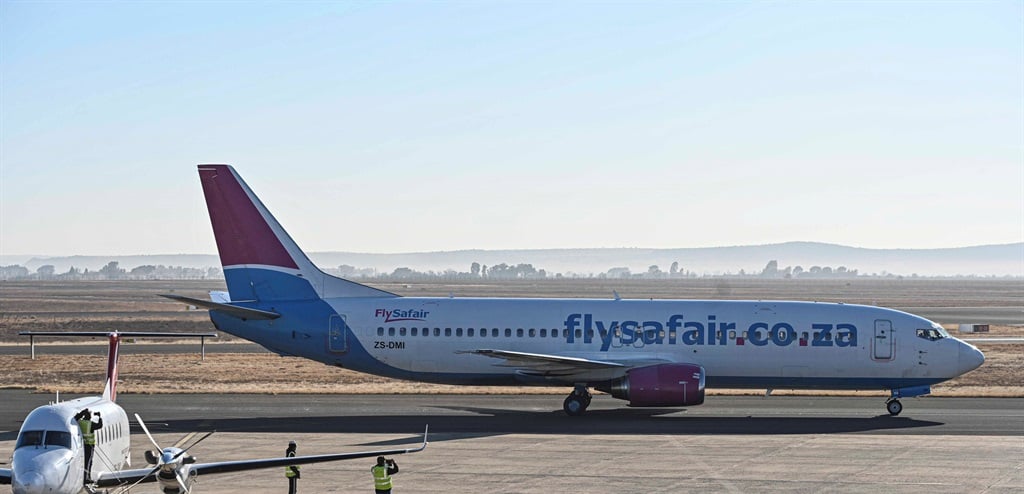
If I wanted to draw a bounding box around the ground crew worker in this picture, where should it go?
[285,440,299,493]
[74,408,103,483]
[371,455,398,493]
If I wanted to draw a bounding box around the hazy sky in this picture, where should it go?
[2,1,1022,257]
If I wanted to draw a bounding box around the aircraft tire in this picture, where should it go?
[886,399,903,416]
[563,395,586,416]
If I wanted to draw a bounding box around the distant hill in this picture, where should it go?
[9,242,1023,277]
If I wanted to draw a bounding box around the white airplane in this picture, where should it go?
[0,331,427,494]
[165,164,985,418]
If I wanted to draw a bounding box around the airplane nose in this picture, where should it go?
[958,341,985,375]
[12,470,45,494]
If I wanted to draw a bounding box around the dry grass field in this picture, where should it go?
[1,278,1021,397]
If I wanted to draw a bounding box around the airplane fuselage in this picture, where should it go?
[213,291,982,391]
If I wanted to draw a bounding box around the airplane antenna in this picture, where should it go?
[612,290,621,301]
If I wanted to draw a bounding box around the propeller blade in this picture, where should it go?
[171,431,214,463]
[120,464,162,493]
[134,413,164,452]
[175,469,191,494]
[172,431,198,449]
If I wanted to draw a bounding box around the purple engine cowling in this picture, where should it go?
[601,363,706,407]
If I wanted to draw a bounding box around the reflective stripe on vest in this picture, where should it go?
[372,465,392,490]
[286,451,298,478]
[78,420,95,446]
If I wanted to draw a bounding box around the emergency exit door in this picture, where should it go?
[328,314,348,353]
[873,320,893,361]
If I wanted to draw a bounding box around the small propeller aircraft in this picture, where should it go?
[0,331,428,493]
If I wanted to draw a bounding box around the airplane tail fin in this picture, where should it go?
[103,332,121,401]
[197,165,396,302]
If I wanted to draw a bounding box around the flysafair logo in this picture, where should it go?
[564,313,858,352]
[375,308,430,323]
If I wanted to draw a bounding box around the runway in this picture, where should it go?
[1,393,1021,492]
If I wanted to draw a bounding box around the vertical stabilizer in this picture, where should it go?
[103,332,121,402]
[197,164,396,301]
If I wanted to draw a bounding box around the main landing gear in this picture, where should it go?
[886,398,903,416]
[563,385,592,416]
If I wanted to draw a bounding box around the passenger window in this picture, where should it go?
[492,328,499,337]
[411,328,418,336]
[529,329,536,337]
[728,331,736,340]
[575,329,582,339]
[517,329,524,337]
[388,327,396,337]
[505,328,512,337]
[540,329,547,337]
[377,327,384,336]
[399,327,407,336]
[467,328,474,337]
[456,328,463,337]
[434,328,440,337]
[445,328,452,337]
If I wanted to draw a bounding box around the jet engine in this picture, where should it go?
[600,363,706,407]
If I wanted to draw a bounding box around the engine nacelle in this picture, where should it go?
[600,363,706,407]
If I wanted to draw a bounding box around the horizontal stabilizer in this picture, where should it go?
[161,294,280,320]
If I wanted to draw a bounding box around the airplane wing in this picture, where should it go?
[0,468,11,485]
[160,294,280,320]
[462,349,671,378]
[93,427,427,488]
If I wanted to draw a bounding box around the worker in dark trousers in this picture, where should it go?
[371,456,398,493]
[74,408,102,484]
[285,441,300,493]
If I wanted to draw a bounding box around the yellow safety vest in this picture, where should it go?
[371,465,392,490]
[285,452,299,478]
[78,420,95,446]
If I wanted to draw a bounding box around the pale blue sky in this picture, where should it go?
[2,1,1021,257]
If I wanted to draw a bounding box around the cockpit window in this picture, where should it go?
[15,430,72,449]
[15,430,44,449]
[44,430,72,449]
[916,327,947,341]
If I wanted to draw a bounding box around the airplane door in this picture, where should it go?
[873,320,893,361]
[328,314,348,354]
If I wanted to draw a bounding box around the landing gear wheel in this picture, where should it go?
[563,386,592,416]
[886,399,903,416]
[563,395,586,416]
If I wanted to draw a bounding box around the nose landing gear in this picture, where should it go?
[563,385,592,416]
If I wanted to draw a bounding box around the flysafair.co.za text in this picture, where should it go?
[564,313,858,351]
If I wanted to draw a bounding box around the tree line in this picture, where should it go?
[1,259,998,282]
[0,261,220,281]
